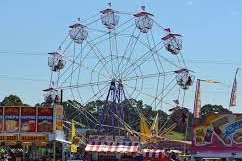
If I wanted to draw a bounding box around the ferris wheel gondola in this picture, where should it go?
[134,6,154,33]
[69,19,88,44]
[48,52,65,72]
[43,87,61,105]
[162,28,182,55]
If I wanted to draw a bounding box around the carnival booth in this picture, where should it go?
[0,105,69,160]
[192,114,242,159]
[85,135,140,161]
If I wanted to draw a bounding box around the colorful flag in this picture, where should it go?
[194,79,201,118]
[70,120,77,153]
[204,80,220,83]
[229,68,239,107]
[140,114,151,142]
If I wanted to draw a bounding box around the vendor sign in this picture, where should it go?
[37,108,53,132]
[0,107,3,131]
[55,105,64,130]
[0,134,18,141]
[20,107,36,132]
[4,107,19,132]
[192,114,242,152]
[20,135,48,142]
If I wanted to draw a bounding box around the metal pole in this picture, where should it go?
[62,143,65,161]
[53,104,57,161]
[23,146,25,161]
[53,141,56,161]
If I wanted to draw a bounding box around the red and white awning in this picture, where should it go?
[85,141,139,153]
[142,149,168,158]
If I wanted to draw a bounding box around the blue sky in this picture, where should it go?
[0,0,242,114]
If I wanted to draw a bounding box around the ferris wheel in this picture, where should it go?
[43,4,194,134]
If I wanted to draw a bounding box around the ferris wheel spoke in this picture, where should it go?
[122,86,143,118]
[86,27,109,34]
[116,26,137,77]
[121,71,175,82]
[123,43,164,78]
[123,82,174,109]
[84,83,109,106]
[113,28,120,77]
[148,31,163,73]
[108,31,116,77]
[86,40,114,77]
[121,33,164,77]
[66,101,100,126]
[69,44,77,101]
[120,33,163,77]
[178,51,188,69]
[56,42,90,86]
[147,31,165,109]
[150,77,177,108]
[56,33,71,53]
[118,31,141,78]
[60,79,111,90]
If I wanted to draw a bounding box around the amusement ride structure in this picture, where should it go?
[43,4,194,138]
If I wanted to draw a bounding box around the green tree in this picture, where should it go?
[1,94,24,106]
[201,104,232,117]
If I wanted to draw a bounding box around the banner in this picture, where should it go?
[37,108,53,132]
[55,105,64,130]
[21,107,36,132]
[4,107,19,132]
[0,107,3,131]
[193,79,201,118]
[229,68,239,107]
[192,114,242,152]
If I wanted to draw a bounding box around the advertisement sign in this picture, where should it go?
[4,107,19,132]
[192,114,242,152]
[21,107,36,132]
[55,105,64,130]
[0,107,3,131]
[37,108,53,132]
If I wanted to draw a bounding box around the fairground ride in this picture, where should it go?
[43,4,194,137]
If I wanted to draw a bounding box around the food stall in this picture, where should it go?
[0,105,69,160]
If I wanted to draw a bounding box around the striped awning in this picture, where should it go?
[142,149,168,158]
[85,141,139,153]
